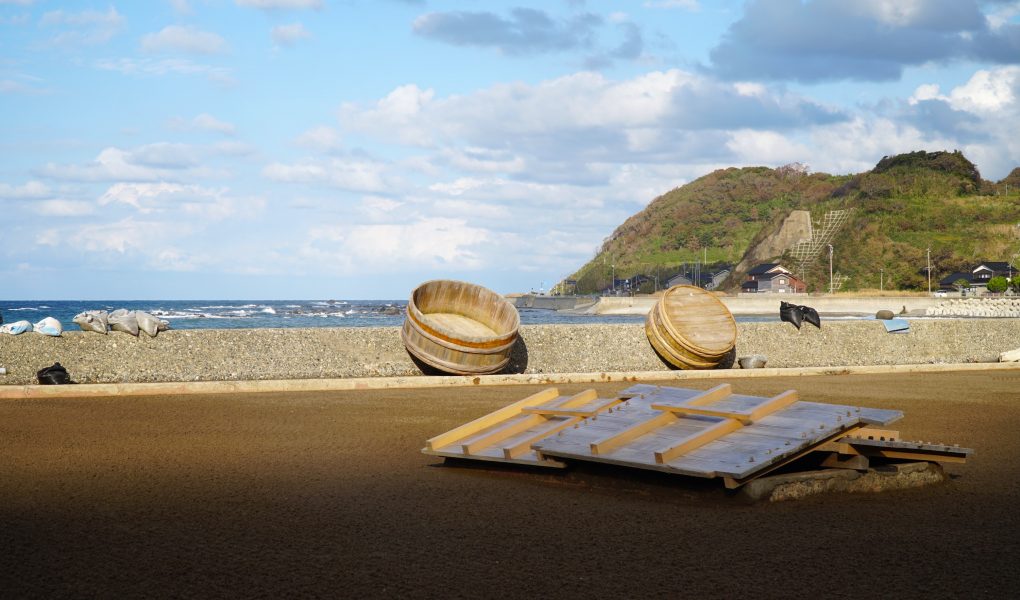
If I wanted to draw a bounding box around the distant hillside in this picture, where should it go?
[562,151,1020,294]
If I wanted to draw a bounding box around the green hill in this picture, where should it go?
[562,151,1020,294]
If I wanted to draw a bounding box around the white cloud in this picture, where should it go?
[141,25,228,55]
[193,113,236,135]
[726,130,811,165]
[40,7,125,46]
[0,78,50,94]
[945,67,1020,114]
[301,217,489,272]
[271,22,312,46]
[40,144,217,182]
[294,125,342,152]
[35,199,94,217]
[169,0,192,16]
[95,57,235,85]
[263,157,397,193]
[236,0,322,9]
[643,1,699,10]
[97,182,260,220]
[39,217,157,254]
[339,69,841,179]
[0,180,49,198]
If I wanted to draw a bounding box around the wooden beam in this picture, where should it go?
[652,389,797,425]
[521,389,604,416]
[461,414,547,455]
[425,387,559,451]
[590,412,676,456]
[503,418,581,459]
[747,390,799,422]
[654,418,743,464]
[820,453,869,470]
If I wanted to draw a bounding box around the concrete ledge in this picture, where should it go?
[3,361,1019,399]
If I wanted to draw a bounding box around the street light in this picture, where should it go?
[828,244,834,294]
[926,247,932,294]
[611,263,616,294]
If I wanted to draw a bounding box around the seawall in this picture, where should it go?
[2,319,1017,385]
[592,295,942,316]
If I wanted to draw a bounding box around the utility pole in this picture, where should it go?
[926,247,932,294]
[828,244,834,294]
[880,267,884,292]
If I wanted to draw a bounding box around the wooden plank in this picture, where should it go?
[654,418,742,464]
[521,389,612,417]
[503,417,583,459]
[461,414,546,455]
[820,453,870,470]
[590,411,676,456]
[651,389,797,425]
[424,387,559,451]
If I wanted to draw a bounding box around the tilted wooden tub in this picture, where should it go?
[645,285,736,369]
[401,280,520,375]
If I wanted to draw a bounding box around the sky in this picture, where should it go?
[2,0,1019,300]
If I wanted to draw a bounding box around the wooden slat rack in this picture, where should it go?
[423,388,624,467]
[424,383,973,489]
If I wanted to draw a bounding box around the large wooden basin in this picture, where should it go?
[401,280,520,375]
[645,285,736,370]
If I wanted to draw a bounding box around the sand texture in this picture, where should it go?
[2,370,1018,598]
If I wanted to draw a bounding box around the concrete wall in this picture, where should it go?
[592,295,941,316]
[2,319,1017,385]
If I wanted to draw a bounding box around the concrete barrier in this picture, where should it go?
[592,295,942,316]
[1,319,1018,386]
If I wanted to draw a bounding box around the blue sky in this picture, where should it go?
[2,0,1019,300]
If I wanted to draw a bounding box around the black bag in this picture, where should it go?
[779,301,803,329]
[800,305,821,328]
[37,362,72,385]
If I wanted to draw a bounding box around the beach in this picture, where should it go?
[2,369,1018,598]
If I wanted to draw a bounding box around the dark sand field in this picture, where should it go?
[2,371,1018,599]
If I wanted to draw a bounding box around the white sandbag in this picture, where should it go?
[33,317,62,336]
[108,308,140,336]
[73,310,109,334]
[135,311,168,337]
[999,347,1020,362]
[0,320,33,335]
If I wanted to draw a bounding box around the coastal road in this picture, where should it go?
[2,371,1017,598]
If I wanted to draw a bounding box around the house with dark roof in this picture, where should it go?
[938,261,1016,294]
[741,263,806,294]
[666,267,731,291]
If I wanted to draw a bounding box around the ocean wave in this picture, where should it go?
[8,307,39,311]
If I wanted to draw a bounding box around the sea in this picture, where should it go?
[0,299,666,331]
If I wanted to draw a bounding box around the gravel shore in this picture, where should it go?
[2,318,1019,385]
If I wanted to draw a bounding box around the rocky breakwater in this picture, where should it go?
[926,298,1020,318]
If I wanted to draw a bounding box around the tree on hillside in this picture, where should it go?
[987,276,1008,294]
[1010,275,1020,294]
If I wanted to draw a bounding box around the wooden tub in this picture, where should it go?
[401,280,520,375]
[645,285,736,369]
